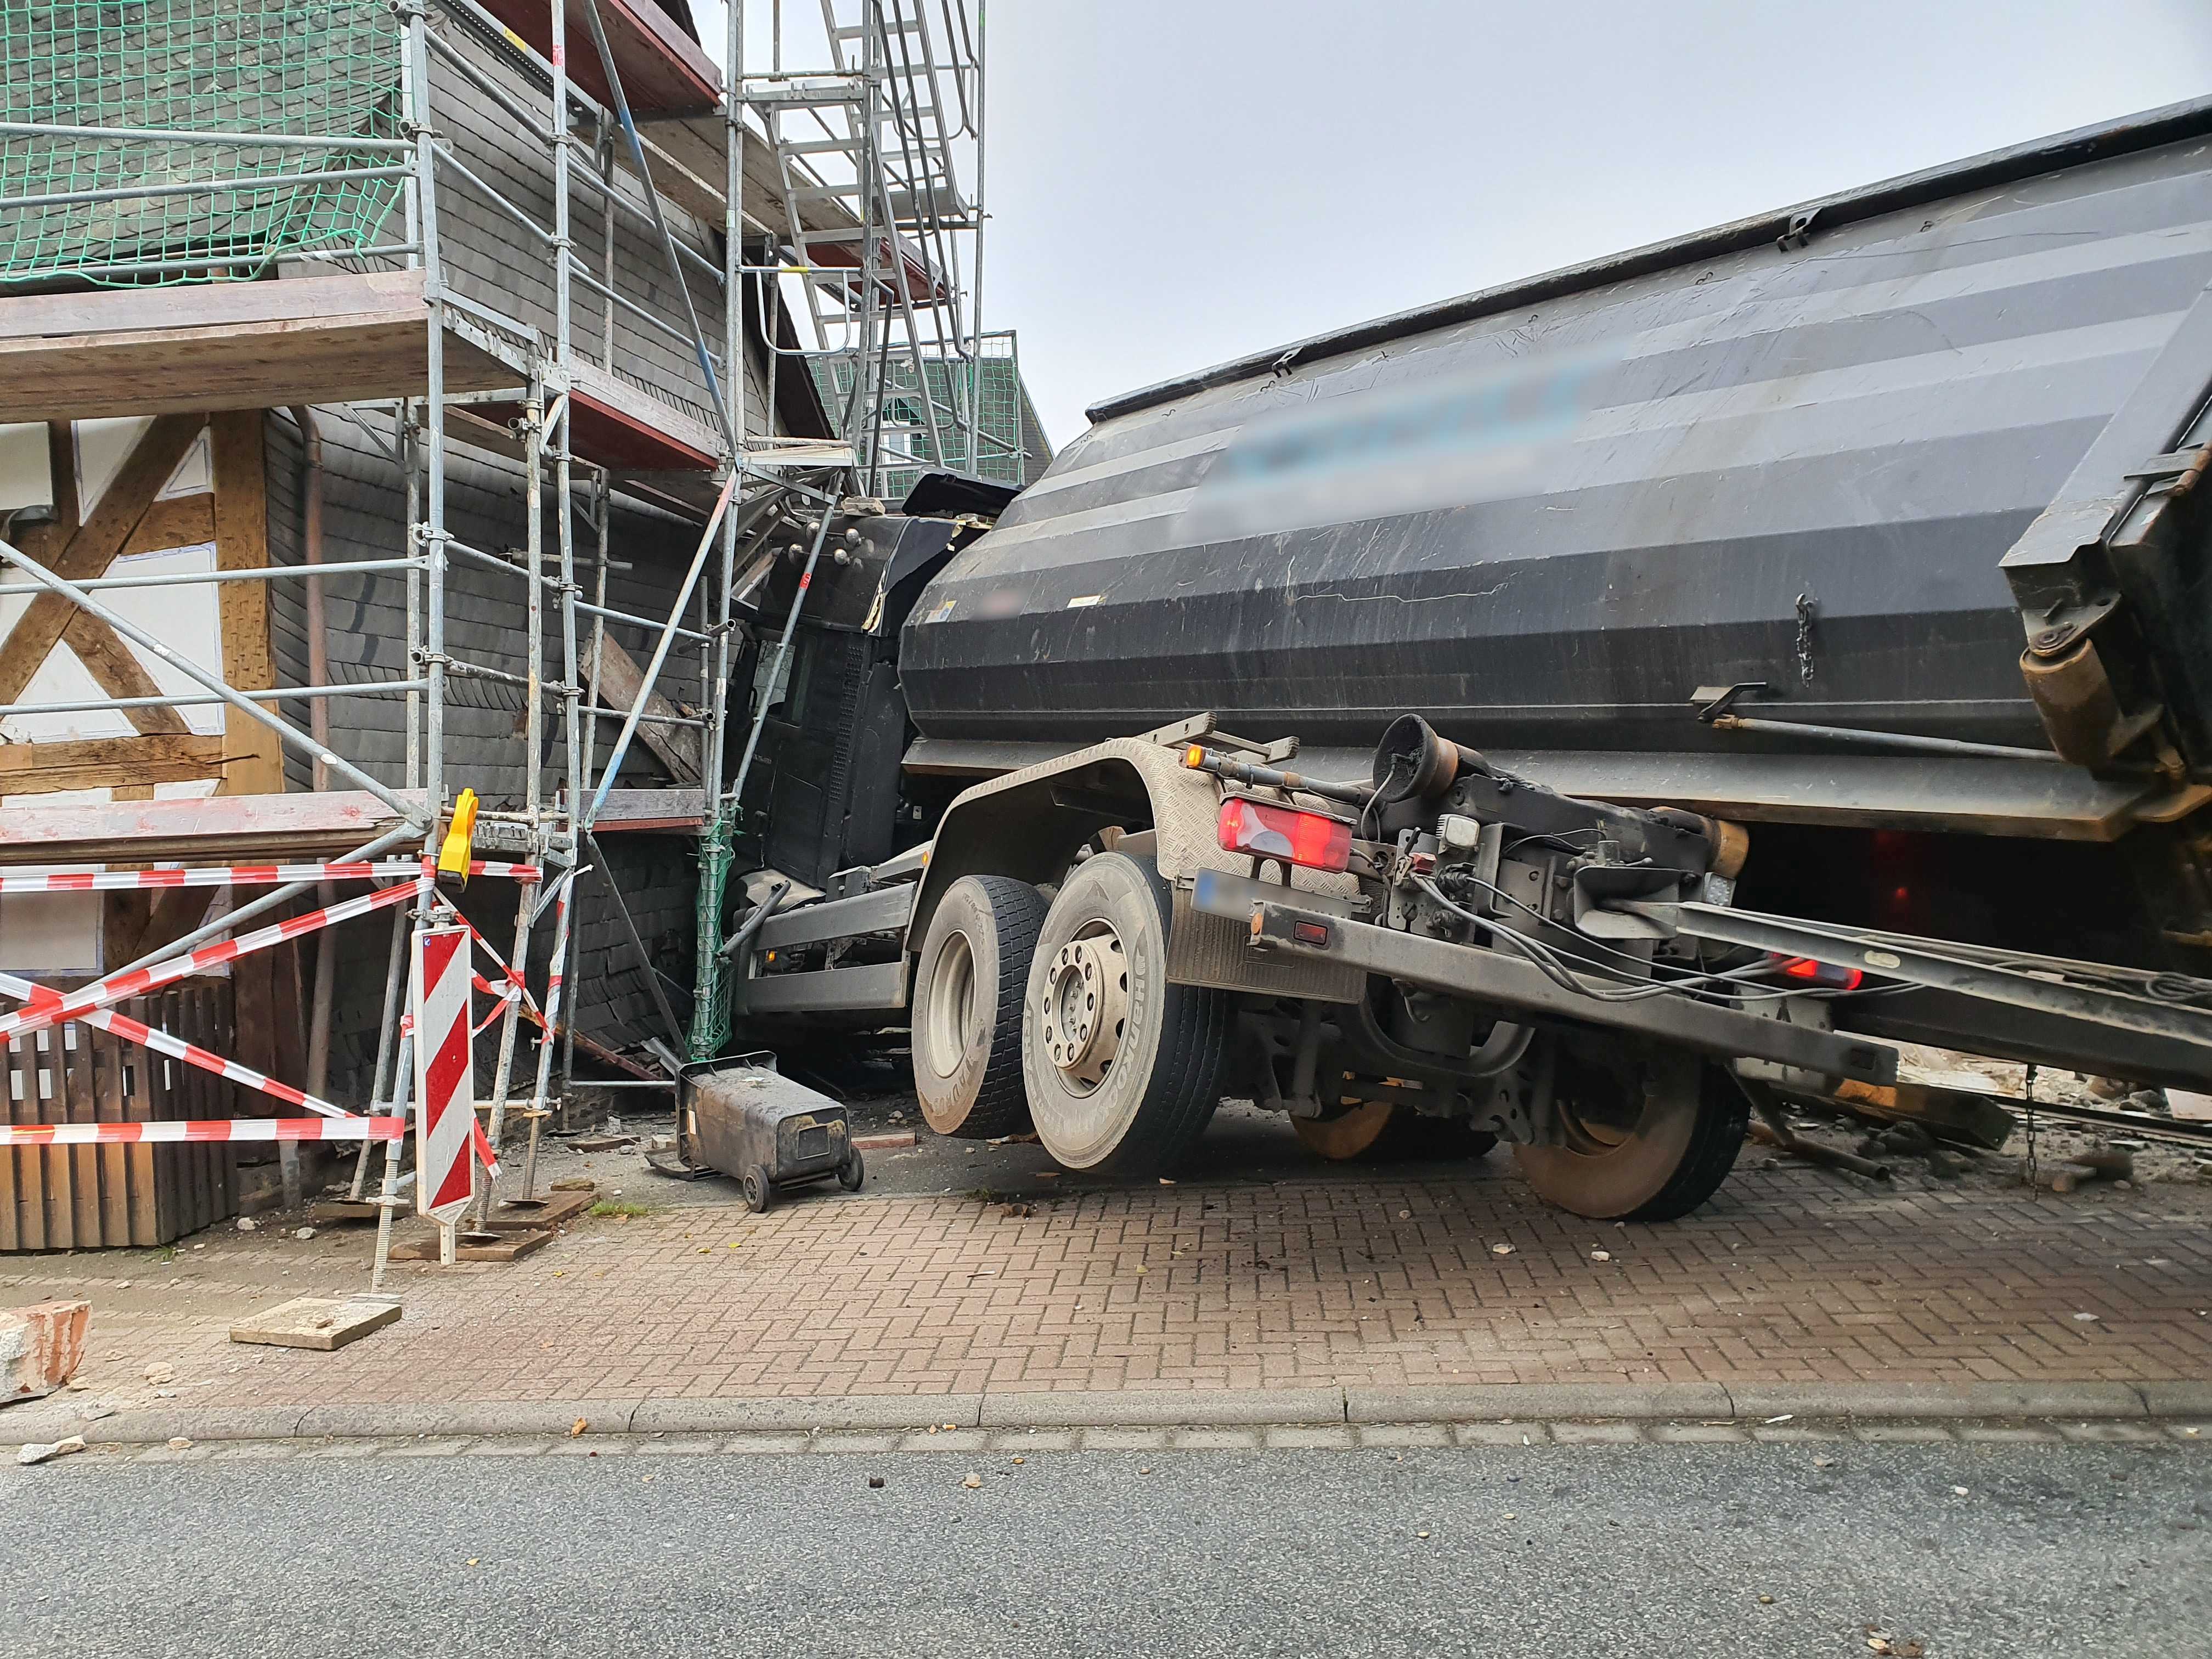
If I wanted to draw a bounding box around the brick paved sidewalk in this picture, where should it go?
[8,1163,2211,1414]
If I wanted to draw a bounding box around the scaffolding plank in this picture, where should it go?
[0,272,518,424]
[629,117,859,241]
[0,789,422,866]
[585,787,703,832]
[474,0,719,115]
[476,362,721,472]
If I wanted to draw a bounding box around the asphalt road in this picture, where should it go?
[9,1437,2208,1657]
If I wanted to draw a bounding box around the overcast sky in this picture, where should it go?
[977,0,2212,446]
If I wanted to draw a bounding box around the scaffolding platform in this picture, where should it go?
[466,362,724,475]
[0,791,421,867]
[474,0,720,115]
[0,272,520,425]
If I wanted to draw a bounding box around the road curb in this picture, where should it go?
[11,1379,2207,1447]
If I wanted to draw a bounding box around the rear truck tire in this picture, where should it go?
[911,874,1049,1139]
[1294,1101,1499,1163]
[1511,1051,1746,1222]
[1022,851,1233,1175]
[838,1148,866,1192]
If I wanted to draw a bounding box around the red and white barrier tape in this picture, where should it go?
[0,1116,402,1147]
[0,878,424,1048]
[0,971,350,1119]
[0,859,539,894]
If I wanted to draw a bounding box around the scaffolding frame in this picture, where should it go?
[0,0,985,1260]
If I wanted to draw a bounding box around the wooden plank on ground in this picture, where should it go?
[230,1295,400,1350]
[210,411,284,797]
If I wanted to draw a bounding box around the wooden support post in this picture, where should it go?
[210,411,285,797]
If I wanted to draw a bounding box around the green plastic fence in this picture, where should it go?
[0,0,407,286]
[811,345,1039,497]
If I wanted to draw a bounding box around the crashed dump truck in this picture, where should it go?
[722,99,2212,1220]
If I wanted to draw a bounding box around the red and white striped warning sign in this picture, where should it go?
[0,859,540,894]
[411,924,478,1221]
[0,1116,402,1147]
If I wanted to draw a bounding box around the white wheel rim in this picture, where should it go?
[922,929,977,1082]
[1036,922,1128,1095]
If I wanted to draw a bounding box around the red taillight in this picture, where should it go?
[1768,953,1864,991]
[1217,796,1353,872]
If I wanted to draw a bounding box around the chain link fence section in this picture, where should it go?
[1,0,407,286]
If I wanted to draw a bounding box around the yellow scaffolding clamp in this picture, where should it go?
[437,787,480,893]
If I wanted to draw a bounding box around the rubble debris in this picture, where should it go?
[16,1435,86,1466]
[2,1300,89,1402]
[2050,1148,2134,1193]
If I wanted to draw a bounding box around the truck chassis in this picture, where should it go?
[728,712,2212,1221]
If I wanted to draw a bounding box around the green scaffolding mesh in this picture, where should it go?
[810,337,1048,500]
[686,813,735,1060]
[0,0,407,286]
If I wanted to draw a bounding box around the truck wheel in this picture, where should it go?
[911,874,1048,1139]
[1022,851,1232,1173]
[1295,1101,1499,1163]
[1513,1053,1745,1222]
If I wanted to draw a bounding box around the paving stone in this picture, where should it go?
[1263,1426,1356,1449]
[1454,1423,1546,1446]
[1551,1422,1646,1444]
[8,1166,2210,1433]
[1169,1427,1264,1451]
[635,1434,727,1454]
[1854,1425,1956,1443]
[809,1432,904,1454]
[1355,1424,1453,1449]
[895,1430,989,1453]
[989,1429,1077,1452]
[717,1433,815,1454]
[1751,1425,1848,1443]
[1957,1427,2059,1444]
[1649,1424,1748,1444]
[381,1437,479,1457]
[1077,1427,1172,1452]
[2056,1422,2168,1443]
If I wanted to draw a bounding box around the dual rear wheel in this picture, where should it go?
[907,853,1743,1217]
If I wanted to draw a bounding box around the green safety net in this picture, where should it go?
[0,0,407,286]
[811,345,1038,498]
[687,812,735,1060]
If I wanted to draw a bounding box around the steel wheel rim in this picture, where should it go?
[923,929,977,1081]
[1037,920,1128,1096]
